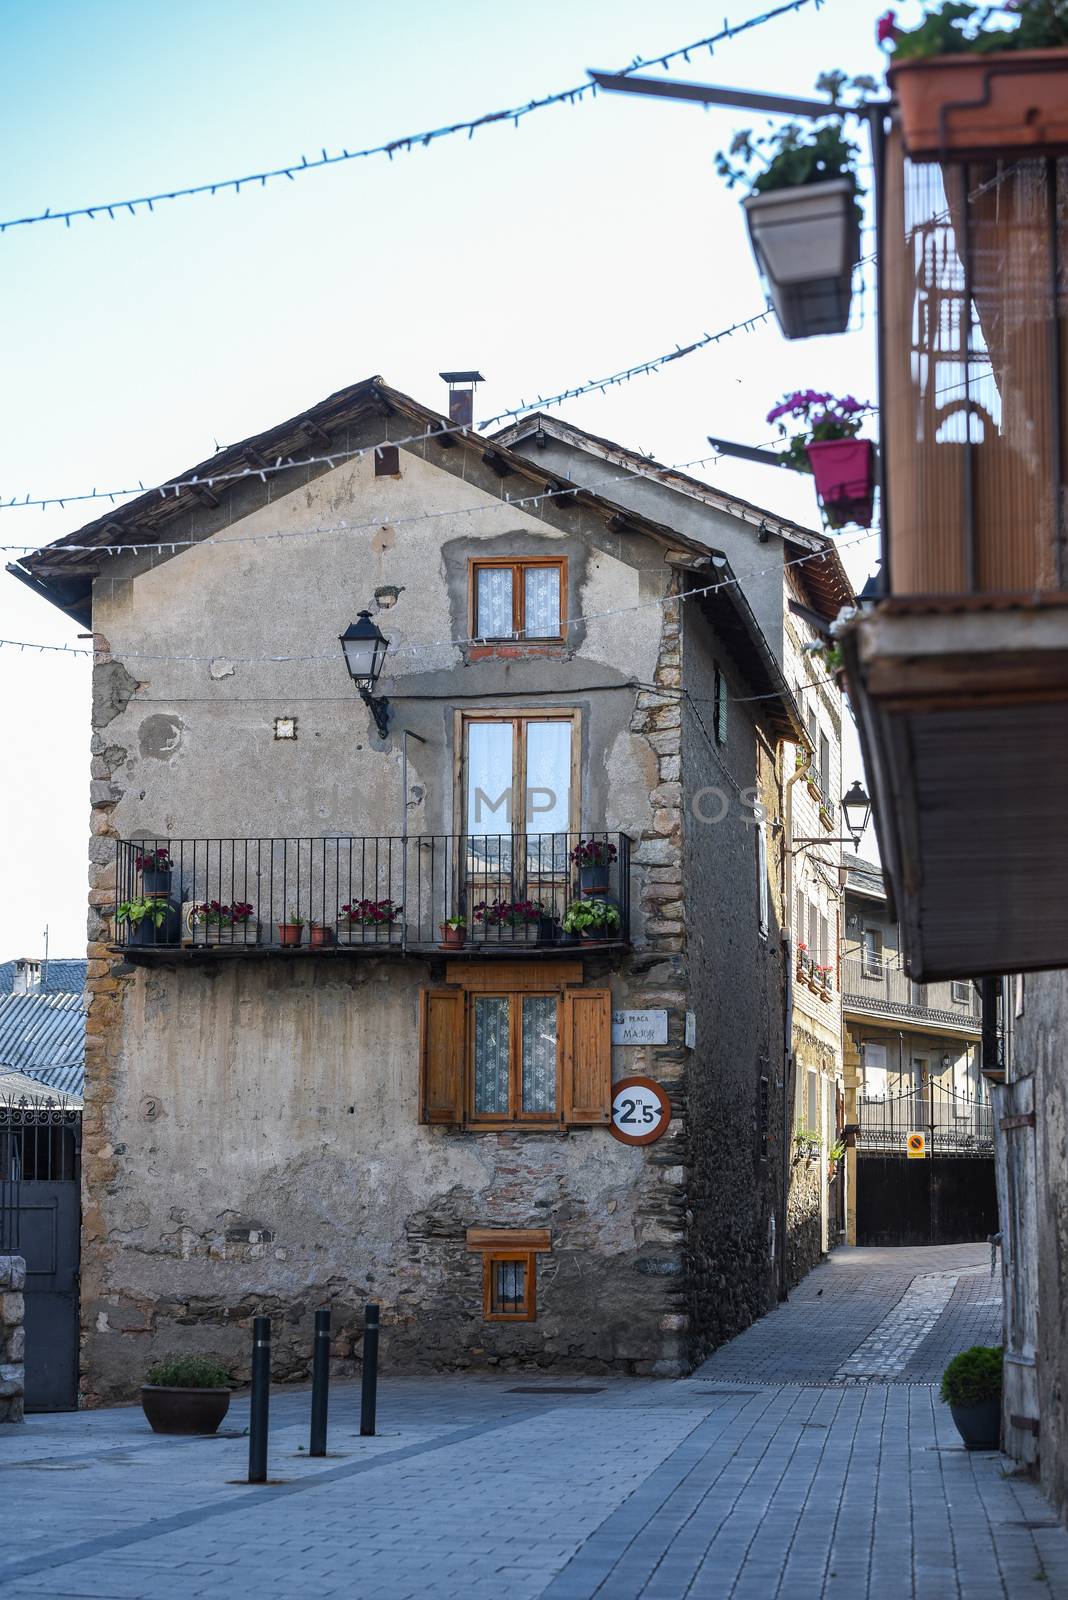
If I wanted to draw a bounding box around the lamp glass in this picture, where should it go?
[340,611,389,689]
[841,779,872,843]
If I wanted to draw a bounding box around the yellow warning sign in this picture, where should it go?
[907,1131,927,1159]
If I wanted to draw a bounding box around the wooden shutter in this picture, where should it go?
[561,988,611,1125]
[419,988,465,1125]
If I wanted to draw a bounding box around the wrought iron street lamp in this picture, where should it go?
[340,610,390,738]
[841,780,873,849]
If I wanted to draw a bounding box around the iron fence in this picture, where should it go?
[0,1093,81,1252]
[114,833,631,952]
[856,1083,993,1158]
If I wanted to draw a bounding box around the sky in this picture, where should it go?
[0,0,913,959]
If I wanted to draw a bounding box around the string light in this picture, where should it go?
[0,527,877,667]
[0,1,822,236]
[0,307,778,516]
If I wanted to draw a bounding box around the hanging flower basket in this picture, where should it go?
[805,439,876,528]
[743,180,860,340]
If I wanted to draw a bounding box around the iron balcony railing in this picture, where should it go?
[856,1084,994,1158]
[114,833,631,952]
[841,957,981,1029]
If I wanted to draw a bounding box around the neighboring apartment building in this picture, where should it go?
[11,374,811,1402]
[841,855,994,1247]
[839,124,1068,1513]
[497,414,853,1279]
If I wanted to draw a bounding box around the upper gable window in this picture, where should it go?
[471,558,565,641]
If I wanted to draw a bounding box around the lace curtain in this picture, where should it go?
[524,566,560,637]
[476,568,513,638]
[521,995,557,1114]
[474,997,510,1112]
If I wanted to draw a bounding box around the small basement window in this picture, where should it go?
[374,445,400,476]
[485,1251,536,1321]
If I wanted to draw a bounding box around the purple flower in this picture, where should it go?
[877,9,896,47]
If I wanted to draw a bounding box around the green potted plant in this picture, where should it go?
[277,911,306,947]
[116,896,180,948]
[562,898,622,943]
[880,4,1068,159]
[940,1345,1003,1450]
[439,913,467,950]
[570,837,618,896]
[135,845,172,896]
[140,1353,232,1435]
[767,390,875,528]
[472,898,543,944]
[193,900,258,946]
[337,898,403,945]
[716,72,874,339]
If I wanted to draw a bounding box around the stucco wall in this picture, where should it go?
[80,441,715,1399]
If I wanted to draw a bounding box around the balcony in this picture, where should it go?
[839,134,1068,979]
[856,1086,993,1159]
[111,833,631,960]
[842,958,982,1034]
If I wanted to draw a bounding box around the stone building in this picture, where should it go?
[496,414,853,1281]
[13,375,813,1401]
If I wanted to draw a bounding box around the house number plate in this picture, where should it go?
[609,1076,672,1147]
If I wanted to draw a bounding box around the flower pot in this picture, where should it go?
[473,922,539,944]
[277,923,304,947]
[948,1396,1001,1452]
[141,869,173,896]
[805,438,875,528]
[579,866,610,896]
[742,179,860,340]
[126,903,181,946]
[195,921,259,946]
[140,1385,231,1436]
[336,922,403,946]
[439,925,467,950]
[890,50,1068,162]
[309,924,334,948]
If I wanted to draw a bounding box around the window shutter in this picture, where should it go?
[561,988,611,1125]
[419,988,465,1125]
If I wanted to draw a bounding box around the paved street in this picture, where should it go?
[2,1245,1066,1599]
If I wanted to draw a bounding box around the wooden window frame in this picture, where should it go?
[482,1250,537,1321]
[468,989,561,1128]
[454,707,581,837]
[469,557,567,642]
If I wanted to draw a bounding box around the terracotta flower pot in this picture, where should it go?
[805,438,875,528]
[277,922,304,947]
[309,924,334,948]
[140,1385,231,1435]
[890,50,1068,162]
[439,924,467,949]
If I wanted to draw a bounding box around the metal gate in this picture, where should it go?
[0,1094,81,1412]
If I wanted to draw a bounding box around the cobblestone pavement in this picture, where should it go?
[1,1245,1063,1599]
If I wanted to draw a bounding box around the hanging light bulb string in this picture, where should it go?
[0,0,822,236]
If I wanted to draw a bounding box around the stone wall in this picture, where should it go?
[786,1025,836,1286]
[0,1256,25,1423]
[680,594,786,1359]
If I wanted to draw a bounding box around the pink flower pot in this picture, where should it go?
[805,438,875,528]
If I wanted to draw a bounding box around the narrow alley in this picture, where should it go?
[2,1245,1065,1600]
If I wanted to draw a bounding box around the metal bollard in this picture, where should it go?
[248,1314,271,1483]
[359,1302,379,1437]
[309,1307,331,1457]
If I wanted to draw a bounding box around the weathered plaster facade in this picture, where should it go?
[23,380,804,1403]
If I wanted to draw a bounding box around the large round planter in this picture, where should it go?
[890,50,1068,161]
[949,1396,1001,1452]
[126,902,181,947]
[140,1385,231,1435]
[742,179,859,340]
[805,438,875,529]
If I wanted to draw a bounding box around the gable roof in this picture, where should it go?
[8,376,806,743]
[843,852,887,903]
[494,412,854,624]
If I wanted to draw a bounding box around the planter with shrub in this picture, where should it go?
[116,897,180,948]
[337,899,403,945]
[439,915,467,950]
[193,901,258,945]
[472,899,542,944]
[768,390,875,528]
[140,1354,232,1435]
[940,1344,1003,1450]
[570,837,618,896]
[135,846,173,897]
[562,898,621,943]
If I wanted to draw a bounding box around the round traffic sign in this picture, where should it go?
[609,1076,672,1146]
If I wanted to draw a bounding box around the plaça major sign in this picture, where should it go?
[611,1009,668,1046]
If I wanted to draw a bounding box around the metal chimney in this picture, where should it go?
[439,371,485,429]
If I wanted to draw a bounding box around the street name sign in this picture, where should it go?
[611,1009,668,1045]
